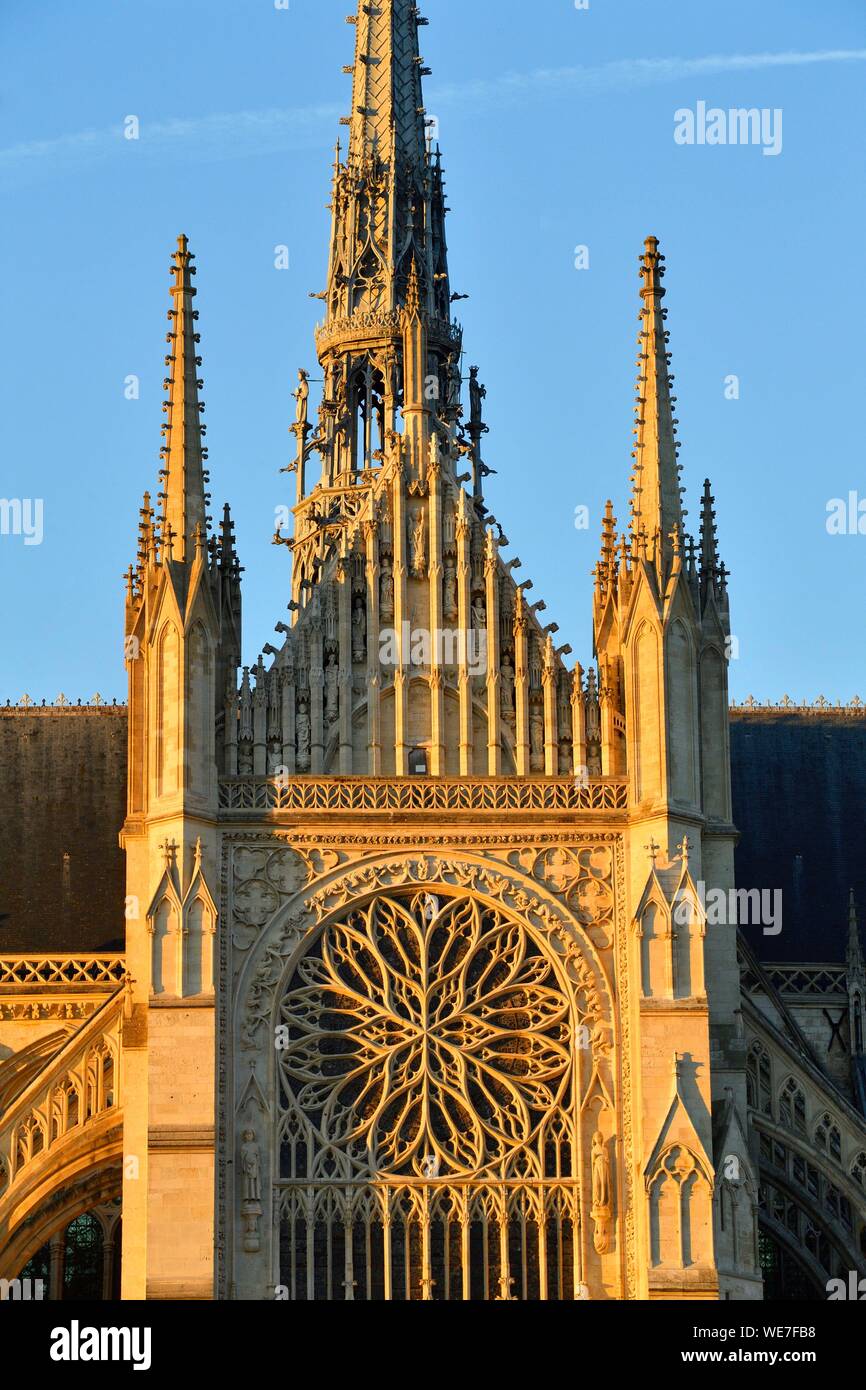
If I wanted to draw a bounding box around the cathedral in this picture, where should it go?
[1,0,865,1303]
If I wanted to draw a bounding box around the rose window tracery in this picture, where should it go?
[277,891,574,1179]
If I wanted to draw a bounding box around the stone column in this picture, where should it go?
[456,493,473,775]
[543,636,558,777]
[427,436,445,775]
[513,588,530,776]
[571,664,587,780]
[338,550,353,774]
[484,529,501,775]
[365,520,382,775]
[391,457,409,776]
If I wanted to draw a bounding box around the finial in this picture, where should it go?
[405,255,422,316]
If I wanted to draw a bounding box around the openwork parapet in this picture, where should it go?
[219,776,628,815]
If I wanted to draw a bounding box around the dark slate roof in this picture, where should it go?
[730,710,866,964]
[1,703,863,966]
[0,708,127,953]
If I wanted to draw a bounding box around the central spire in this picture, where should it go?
[346,0,429,170]
[322,0,450,326]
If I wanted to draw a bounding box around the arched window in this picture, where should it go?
[850,1152,866,1188]
[814,1112,842,1164]
[63,1214,105,1301]
[274,888,591,1301]
[778,1078,806,1135]
[746,1042,773,1116]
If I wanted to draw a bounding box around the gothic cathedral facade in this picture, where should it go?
[3,0,865,1304]
[118,0,752,1302]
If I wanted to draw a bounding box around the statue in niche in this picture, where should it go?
[446,352,462,413]
[500,653,515,717]
[352,597,367,663]
[292,368,310,429]
[380,557,395,623]
[443,561,458,620]
[471,595,486,634]
[530,710,544,764]
[325,652,339,724]
[591,1130,613,1254]
[586,694,600,742]
[241,1130,261,1203]
[296,700,311,769]
[409,508,426,578]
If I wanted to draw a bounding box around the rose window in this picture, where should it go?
[277,891,573,1179]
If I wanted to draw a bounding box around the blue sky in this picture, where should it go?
[1,0,864,704]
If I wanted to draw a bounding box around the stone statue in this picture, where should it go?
[591,1130,613,1254]
[592,1131,611,1210]
[296,701,311,768]
[352,597,367,663]
[292,368,310,429]
[443,562,457,620]
[446,352,462,413]
[530,710,544,764]
[325,652,339,724]
[500,654,515,717]
[241,1130,261,1203]
[409,509,426,578]
[468,365,487,434]
[380,557,395,622]
[471,596,486,633]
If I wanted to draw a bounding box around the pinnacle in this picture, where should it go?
[629,235,685,582]
[159,233,208,564]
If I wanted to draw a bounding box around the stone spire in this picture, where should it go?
[160,234,208,563]
[323,0,450,325]
[629,236,685,580]
[346,0,429,171]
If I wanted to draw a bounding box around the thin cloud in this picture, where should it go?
[431,48,866,106]
[1,48,863,185]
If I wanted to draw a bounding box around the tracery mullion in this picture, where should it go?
[343,1203,354,1300]
[497,1193,511,1300]
[538,1199,549,1301]
[571,1186,582,1300]
[382,1192,393,1302]
[421,1187,432,1300]
[460,1190,471,1301]
[573,1008,590,1294]
[556,1206,565,1301]
[482,1209,490,1300]
[305,1188,315,1301]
